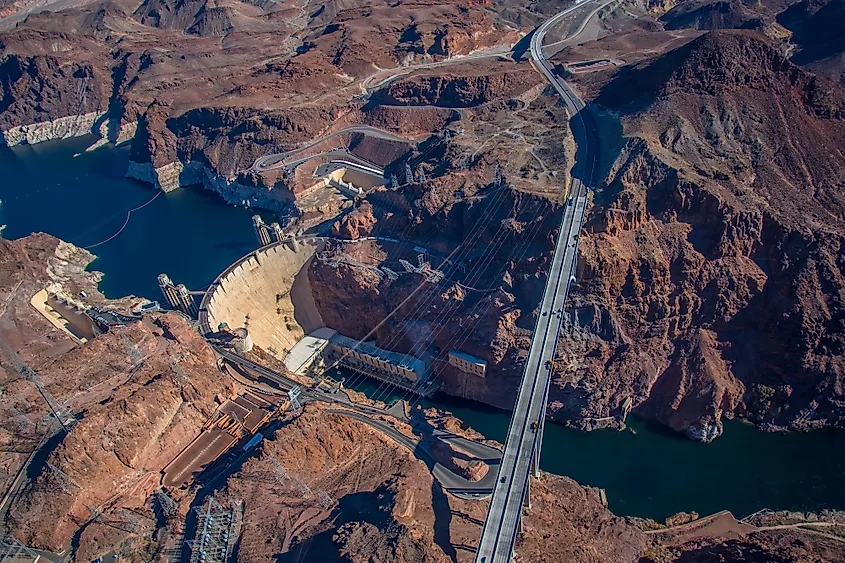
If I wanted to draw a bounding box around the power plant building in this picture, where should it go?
[329,333,425,382]
[285,328,426,385]
[448,349,487,377]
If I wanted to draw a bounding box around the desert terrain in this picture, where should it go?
[3,0,845,559]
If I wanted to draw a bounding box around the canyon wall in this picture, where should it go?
[1,111,105,146]
[552,30,845,440]
[0,236,226,558]
[310,182,565,411]
[309,30,845,442]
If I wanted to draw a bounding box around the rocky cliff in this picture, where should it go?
[310,174,566,411]
[0,49,112,146]
[0,0,517,206]
[8,313,234,553]
[312,29,845,442]
[555,30,845,440]
[371,64,542,108]
[657,0,793,31]
[0,234,234,556]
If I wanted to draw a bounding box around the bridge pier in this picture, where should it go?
[531,420,544,478]
[523,478,531,510]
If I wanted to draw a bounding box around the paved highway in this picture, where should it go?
[215,346,302,390]
[251,125,413,173]
[328,409,502,497]
[474,3,598,562]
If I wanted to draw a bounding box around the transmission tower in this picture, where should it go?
[46,462,80,495]
[287,386,302,410]
[390,174,399,189]
[154,490,179,519]
[381,267,399,282]
[0,336,77,431]
[7,406,32,434]
[120,333,143,368]
[268,457,289,486]
[266,458,311,497]
[169,356,191,386]
[116,508,144,534]
[319,251,386,280]
[405,162,413,184]
[493,163,502,187]
[417,166,426,182]
[1,535,39,562]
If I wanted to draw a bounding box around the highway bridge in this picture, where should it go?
[474,3,599,562]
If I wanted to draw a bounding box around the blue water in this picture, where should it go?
[344,372,845,520]
[0,135,274,300]
[4,137,845,521]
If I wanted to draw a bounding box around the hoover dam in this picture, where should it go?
[200,237,326,359]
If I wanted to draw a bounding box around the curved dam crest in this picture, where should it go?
[203,238,326,358]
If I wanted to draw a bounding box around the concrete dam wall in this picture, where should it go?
[204,238,326,358]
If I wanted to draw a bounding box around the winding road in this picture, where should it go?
[360,43,516,96]
[328,409,501,499]
[251,125,413,173]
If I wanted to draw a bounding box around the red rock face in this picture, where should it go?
[557,30,845,440]
[311,30,845,442]
[309,182,565,411]
[371,65,542,108]
[0,51,111,130]
[6,313,235,552]
[333,201,378,239]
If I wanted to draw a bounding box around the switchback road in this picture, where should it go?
[251,125,413,173]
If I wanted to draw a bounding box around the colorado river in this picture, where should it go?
[3,137,845,521]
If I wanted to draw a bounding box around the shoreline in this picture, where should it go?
[3,135,845,524]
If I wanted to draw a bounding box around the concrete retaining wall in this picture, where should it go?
[205,239,326,359]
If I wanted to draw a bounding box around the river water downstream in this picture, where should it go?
[3,137,845,521]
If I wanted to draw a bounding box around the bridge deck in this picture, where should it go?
[474,2,597,561]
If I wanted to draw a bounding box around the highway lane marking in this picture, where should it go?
[477,0,602,558]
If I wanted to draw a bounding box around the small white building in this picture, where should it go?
[448,349,487,378]
[284,327,338,375]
